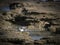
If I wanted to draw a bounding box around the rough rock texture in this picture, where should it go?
[0,1,60,45]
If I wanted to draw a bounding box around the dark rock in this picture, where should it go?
[9,3,24,10]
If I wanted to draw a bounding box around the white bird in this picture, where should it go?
[19,28,24,32]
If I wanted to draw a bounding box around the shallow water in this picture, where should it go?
[31,35,43,40]
[0,6,10,12]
